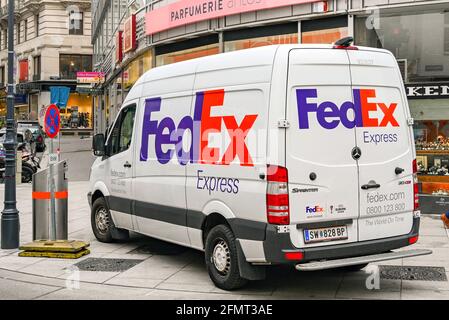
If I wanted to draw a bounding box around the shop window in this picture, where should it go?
[355,11,449,82]
[155,35,219,67]
[301,16,348,44]
[415,120,449,197]
[156,44,219,67]
[69,11,84,35]
[123,51,152,89]
[59,54,92,79]
[302,27,347,44]
[224,23,298,52]
[225,34,298,52]
[60,93,93,129]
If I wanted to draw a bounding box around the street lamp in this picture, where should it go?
[1,0,19,249]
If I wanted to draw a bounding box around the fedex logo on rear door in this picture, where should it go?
[296,89,399,130]
[140,89,258,166]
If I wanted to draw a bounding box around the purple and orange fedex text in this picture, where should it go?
[140,89,258,166]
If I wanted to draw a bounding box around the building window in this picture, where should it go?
[69,11,84,35]
[35,14,39,37]
[16,23,20,44]
[33,56,41,81]
[0,66,5,86]
[24,19,28,41]
[59,54,92,79]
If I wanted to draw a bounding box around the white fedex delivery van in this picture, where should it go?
[89,38,431,290]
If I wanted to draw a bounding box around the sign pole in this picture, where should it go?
[44,104,60,241]
[1,0,19,249]
[49,138,56,241]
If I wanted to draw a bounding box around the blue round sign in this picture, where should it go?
[44,104,60,139]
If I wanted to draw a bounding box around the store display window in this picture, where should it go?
[415,120,449,196]
[60,93,93,129]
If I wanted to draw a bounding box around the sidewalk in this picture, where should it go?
[0,181,448,300]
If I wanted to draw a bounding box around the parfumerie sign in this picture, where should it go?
[406,83,449,99]
[146,0,319,35]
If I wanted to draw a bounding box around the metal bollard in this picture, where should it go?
[32,160,68,241]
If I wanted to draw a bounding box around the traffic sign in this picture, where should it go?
[44,104,60,139]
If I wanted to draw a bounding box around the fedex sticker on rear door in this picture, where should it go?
[295,88,401,145]
[140,89,259,166]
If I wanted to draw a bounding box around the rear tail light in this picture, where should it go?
[284,251,304,261]
[37,135,43,143]
[413,159,419,211]
[266,165,290,225]
[409,235,419,245]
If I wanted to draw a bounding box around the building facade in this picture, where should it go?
[0,0,93,133]
[92,0,449,205]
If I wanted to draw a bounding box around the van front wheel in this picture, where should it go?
[91,197,113,243]
[205,224,248,290]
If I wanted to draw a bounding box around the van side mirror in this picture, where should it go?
[92,134,105,157]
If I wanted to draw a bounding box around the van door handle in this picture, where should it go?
[124,162,132,168]
[361,182,381,190]
[395,167,405,175]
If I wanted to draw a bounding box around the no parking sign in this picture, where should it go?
[44,104,60,139]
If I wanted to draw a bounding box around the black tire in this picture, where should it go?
[205,224,248,290]
[340,263,369,272]
[91,197,114,243]
[21,164,34,183]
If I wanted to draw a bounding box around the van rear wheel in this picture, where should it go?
[205,224,247,290]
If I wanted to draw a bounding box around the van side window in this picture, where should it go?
[107,104,136,157]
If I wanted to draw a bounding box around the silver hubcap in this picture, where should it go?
[95,208,110,234]
[212,239,231,275]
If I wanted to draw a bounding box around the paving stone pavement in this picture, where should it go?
[0,181,448,300]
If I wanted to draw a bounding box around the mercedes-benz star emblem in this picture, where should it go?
[351,147,362,160]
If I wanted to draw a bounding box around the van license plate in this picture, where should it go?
[303,226,348,244]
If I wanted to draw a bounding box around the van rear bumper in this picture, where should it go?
[263,217,420,264]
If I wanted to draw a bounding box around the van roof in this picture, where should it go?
[124,44,393,104]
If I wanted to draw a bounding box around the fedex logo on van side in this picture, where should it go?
[140,89,258,166]
[296,89,399,130]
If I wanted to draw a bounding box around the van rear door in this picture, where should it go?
[285,48,360,248]
[347,49,415,241]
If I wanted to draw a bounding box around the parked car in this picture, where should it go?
[16,120,46,152]
[88,41,431,290]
